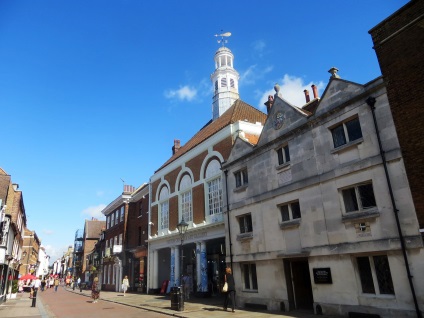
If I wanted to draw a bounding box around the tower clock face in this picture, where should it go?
[273,112,284,130]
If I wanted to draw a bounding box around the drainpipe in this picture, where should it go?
[224,170,233,270]
[366,96,422,318]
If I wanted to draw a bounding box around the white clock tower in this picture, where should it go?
[210,33,240,120]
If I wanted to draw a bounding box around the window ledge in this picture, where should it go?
[331,137,363,154]
[233,185,248,193]
[237,232,253,241]
[241,290,258,293]
[342,209,380,223]
[276,162,291,171]
[279,219,301,230]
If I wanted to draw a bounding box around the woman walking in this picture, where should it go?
[223,267,236,312]
[122,275,129,296]
[91,277,100,303]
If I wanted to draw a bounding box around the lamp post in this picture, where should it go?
[177,218,188,309]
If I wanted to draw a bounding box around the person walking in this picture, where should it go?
[77,277,82,292]
[223,267,236,313]
[122,275,129,296]
[182,273,191,300]
[54,277,60,292]
[40,278,46,292]
[91,277,100,303]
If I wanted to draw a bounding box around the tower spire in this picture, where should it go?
[210,32,240,120]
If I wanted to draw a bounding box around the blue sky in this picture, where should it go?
[0,0,409,263]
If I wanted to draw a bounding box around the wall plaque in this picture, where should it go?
[313,268,333,284]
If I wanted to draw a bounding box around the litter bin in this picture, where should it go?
[170,286,184,311]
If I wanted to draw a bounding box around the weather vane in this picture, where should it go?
[214,31,232,47]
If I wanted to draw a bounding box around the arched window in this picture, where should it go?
[158,186,169,231]
[205,159,223,222]
[179,174,192,223]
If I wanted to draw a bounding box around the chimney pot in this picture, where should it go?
[311,84,319,99]
[264,95,274,115]
[304,89,310,103]
[172,139,181,155]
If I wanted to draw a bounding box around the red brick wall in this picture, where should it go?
[369,0,424,228]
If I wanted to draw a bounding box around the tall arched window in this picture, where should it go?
[205,159,223,222]
[179,174,192,223]
[158,186,169,231]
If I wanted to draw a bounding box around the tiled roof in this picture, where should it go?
[156,99,266,172]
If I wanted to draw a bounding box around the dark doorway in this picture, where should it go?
[284,258,313,310]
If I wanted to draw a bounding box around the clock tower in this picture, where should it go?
[210,37,240,120]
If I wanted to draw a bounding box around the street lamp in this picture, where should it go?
[177,218,188,307]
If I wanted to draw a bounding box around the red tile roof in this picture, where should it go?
[156,99,266,172]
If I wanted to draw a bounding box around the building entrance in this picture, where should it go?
[284,258,313,310]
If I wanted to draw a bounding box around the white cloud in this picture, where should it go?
[240,65,273,86]
[81,204,106,220]
[164,85,197,102]
[252,40,266,56]
[43,244,70,263]
[257,74,325,110]
[43,229,54,235]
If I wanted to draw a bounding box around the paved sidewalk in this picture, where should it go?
[0,291,48,318]
[65,286,341,318]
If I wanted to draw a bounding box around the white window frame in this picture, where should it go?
[330,116,363,149]
[120,206,124,222]
[279,201,301,222]
[340,182,377,214]
[234,168,248,188]
[355,255,395,295]
[276,144,290,166]
[242,263,258,291]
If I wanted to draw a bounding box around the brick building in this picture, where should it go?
[147,43,266,296]
[126,183,149,292]
[82,218,105,282]
[100,185,133,291]
[369,0,424,230]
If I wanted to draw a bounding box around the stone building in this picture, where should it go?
[20,229,41,277]
[222,69,423,317]
[147,43,266,295]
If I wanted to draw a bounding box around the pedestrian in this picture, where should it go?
[30,286,37,307]
[182,273,191,300]
[54,277,60,292]
[91,277,100,303]
[78,277,82,292]
[223,267,236,312]
[41,278,46,292]
[121,275,129,296]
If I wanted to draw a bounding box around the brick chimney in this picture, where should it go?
[303,89,310,103]
[123,185,135,194]
[172,139,181,155]
[264,95,274,115]
[312,84,319,99]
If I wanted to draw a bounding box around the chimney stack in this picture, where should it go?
[172,139,181,155]
[303,89,310,103]
[264,95,274,115]
[312,84,319,99]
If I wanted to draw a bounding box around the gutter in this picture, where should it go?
[224,170,233,270]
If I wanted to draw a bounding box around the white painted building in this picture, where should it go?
[223,73,424,317]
